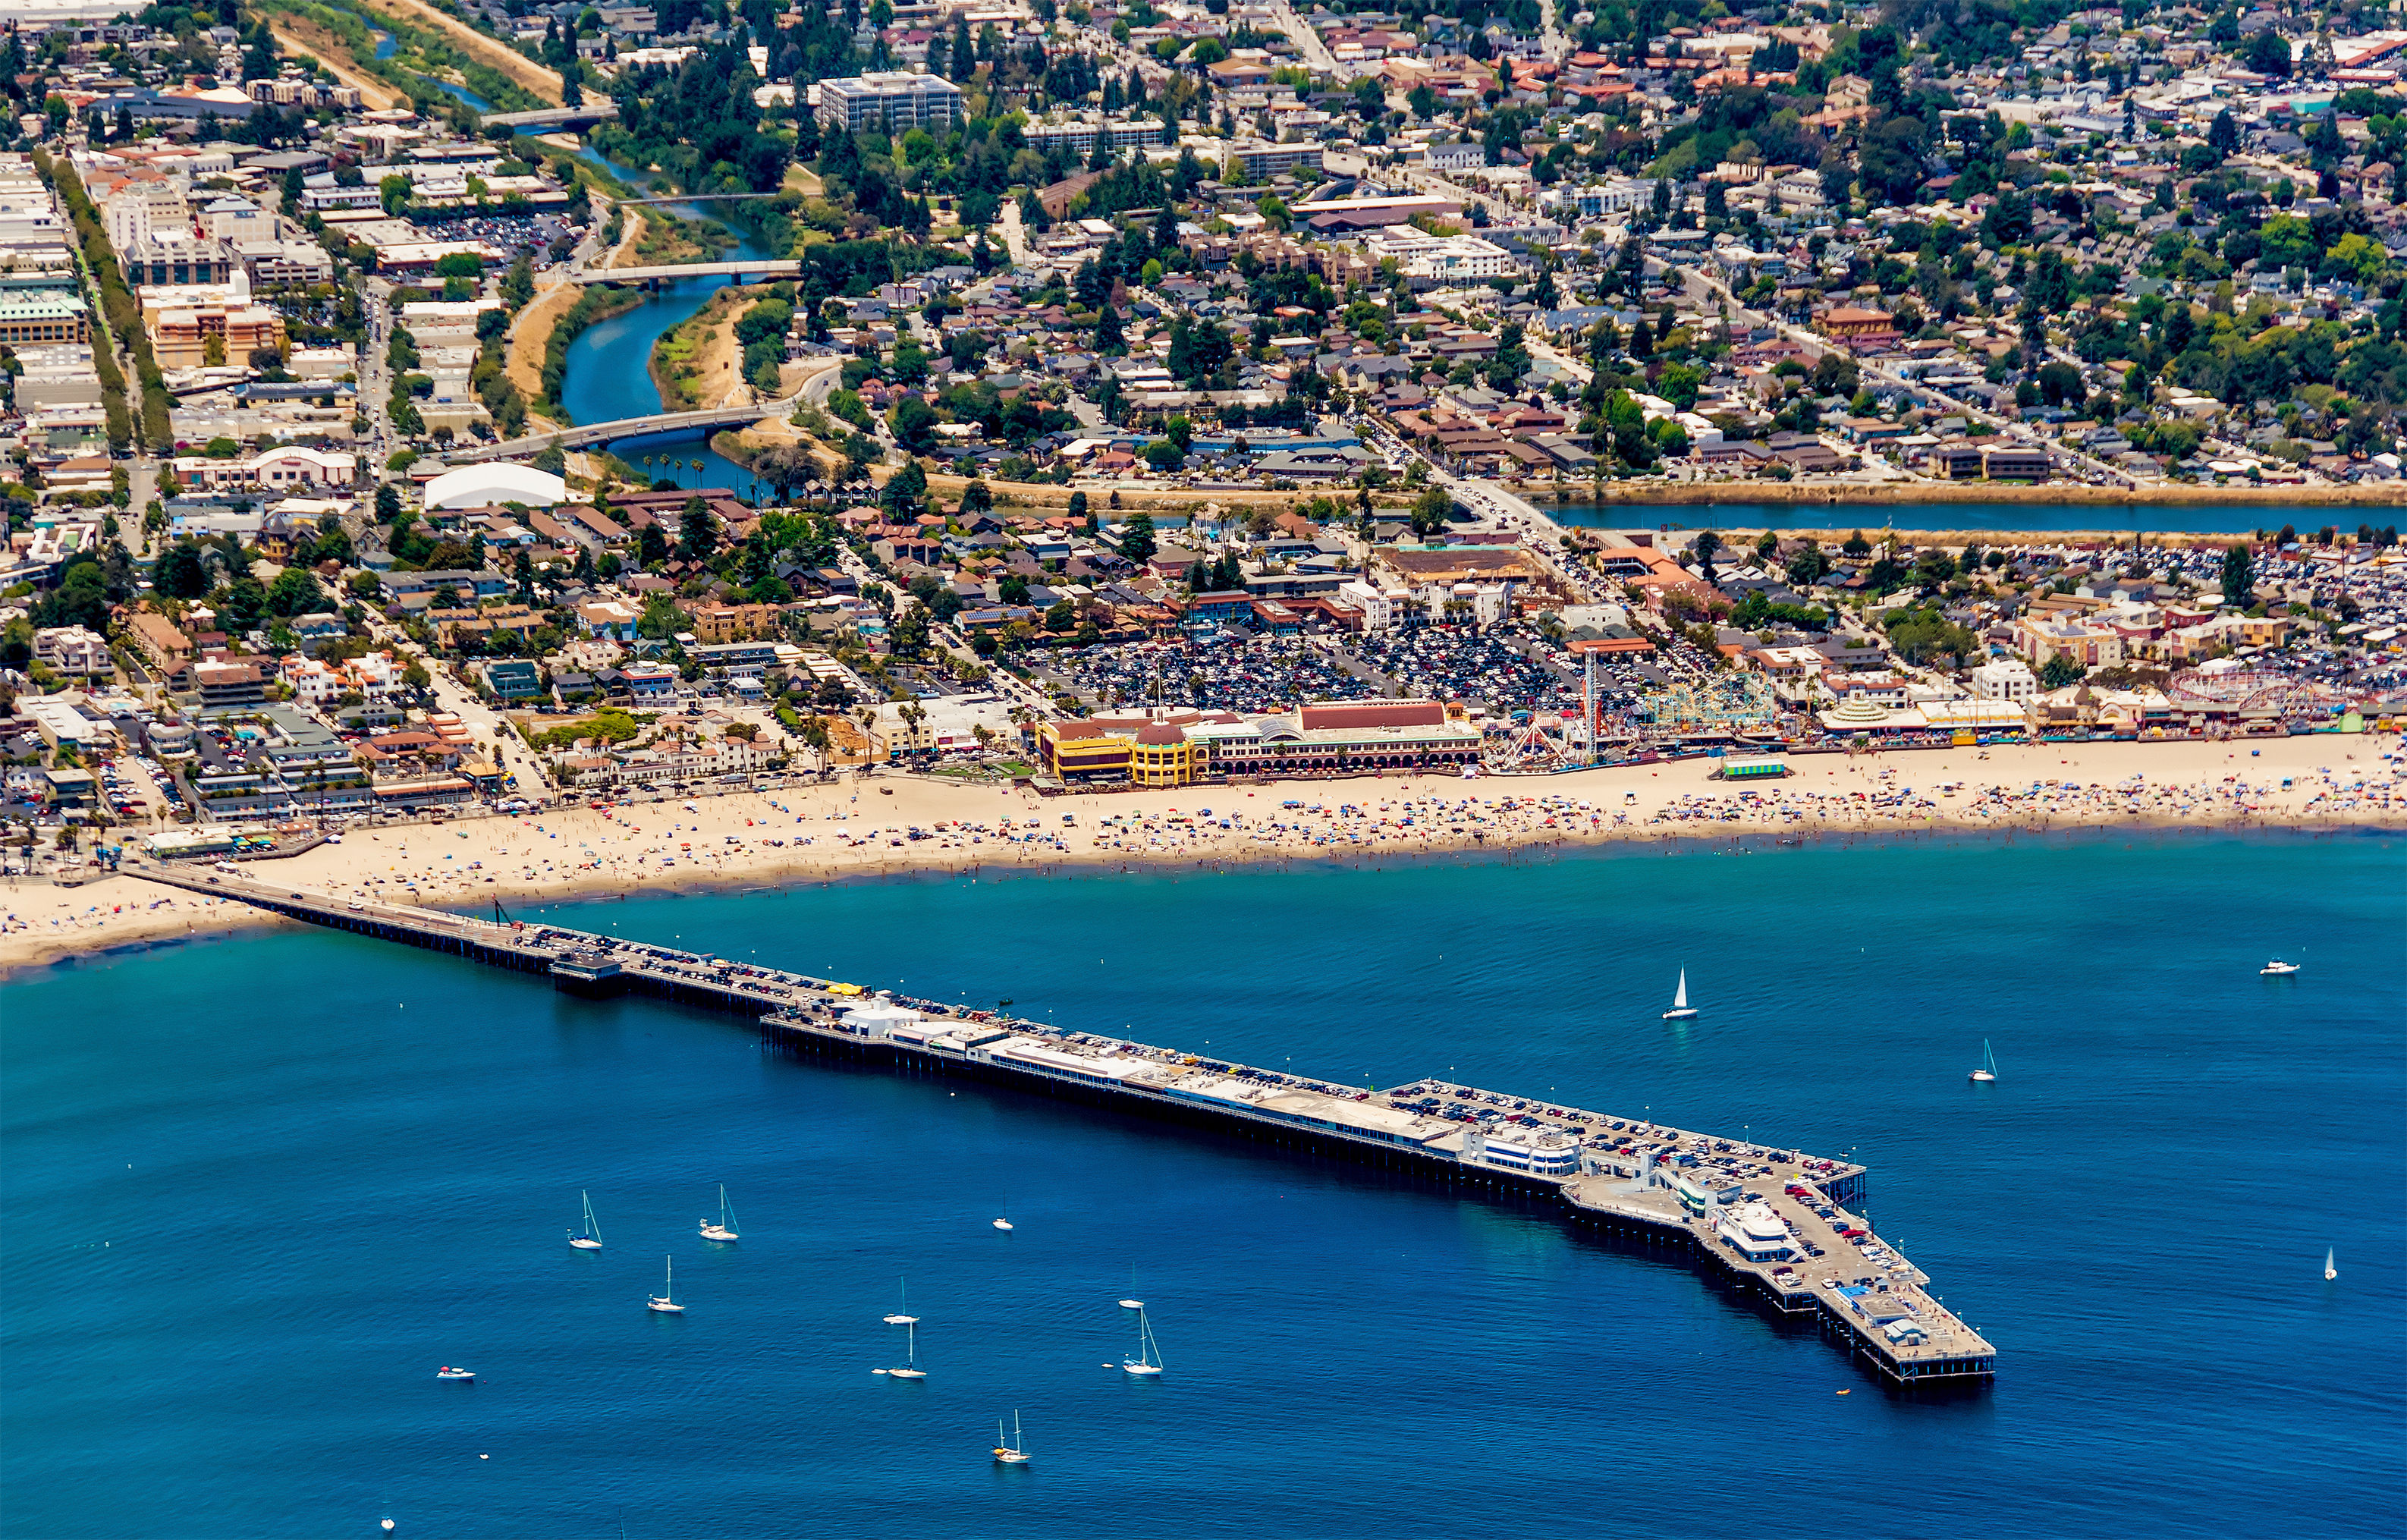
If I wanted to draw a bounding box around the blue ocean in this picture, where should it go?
[4,832,2402,1538]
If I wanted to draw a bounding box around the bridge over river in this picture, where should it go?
[572,259,801,287]
[437,395,806,462]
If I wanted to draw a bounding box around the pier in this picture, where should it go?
[143,865,1996,1388]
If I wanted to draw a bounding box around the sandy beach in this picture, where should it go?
[5,734,2396,979]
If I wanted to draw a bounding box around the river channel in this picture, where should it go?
[550,150,778,495]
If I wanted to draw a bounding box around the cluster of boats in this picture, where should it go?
[872,1278,1167,1463]
[436,1193,1169,1462]
[431,1186,742,1381]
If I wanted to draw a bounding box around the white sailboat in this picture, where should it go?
[2325,1247,2337,1281]
[699,1184,739,1243]
[885,1320,927,1380]
[993,1191,1013,1232]
[1122,1305,1164,1378]
[992,1410,1030,1465]
[1662,968,1698,1021]
[646,1255,683,1314]
[569,1190,604,1251]
[1969,1040,1998,1083]
[883,1278,918,1326]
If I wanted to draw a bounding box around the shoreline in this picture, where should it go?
[8,734,2397,979]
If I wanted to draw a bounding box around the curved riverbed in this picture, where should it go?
[558,153,778,494]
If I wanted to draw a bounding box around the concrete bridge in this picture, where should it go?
[571,259,802,287]
[481,103,620,129]
[613,192,787,206]
[438,396,805,462]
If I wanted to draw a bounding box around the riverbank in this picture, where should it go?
[7,733,2394,977]
[364,0,560,102]
[1549,479,2407,509]
[537,286,645,422]
[263,14,405,108]
[649,284,751,412]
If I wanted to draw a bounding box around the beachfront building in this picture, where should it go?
[1036,702,1480,788]
[1969,658,2038,703]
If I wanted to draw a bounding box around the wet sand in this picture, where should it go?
[5,734,2396,977]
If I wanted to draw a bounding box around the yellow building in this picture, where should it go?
[1130,719,1199,787]
[1036,719,1135,781]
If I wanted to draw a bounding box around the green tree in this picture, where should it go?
[157,540,211,599]
[679,496,718,558]
[264,566,325,617]
[2038,652,2085,689]
[1408,486,1453,540]
[1119,510,1158,562]
[2220,542,2256,605]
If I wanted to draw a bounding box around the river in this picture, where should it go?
[1550,499,2374,536]
[555,150,781,497]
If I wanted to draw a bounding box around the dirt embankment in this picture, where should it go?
[650,285,753,411]
[605,206,647,269]
[267,17,406,109]
[504,281,579,423]
[370,0,561,102]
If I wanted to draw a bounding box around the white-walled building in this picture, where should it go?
[1362,228,1517,281]
[1338,577,1410,633]
[34,625,112,677]
[171,445,358,490]
[1969,656,2038,702]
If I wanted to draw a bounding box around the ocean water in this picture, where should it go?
[4,832,2402,1538]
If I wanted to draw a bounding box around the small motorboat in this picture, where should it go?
[2261,960,2300,976]
[435,1366,476,1381]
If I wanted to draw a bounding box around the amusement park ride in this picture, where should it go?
[1480,655,1795,772]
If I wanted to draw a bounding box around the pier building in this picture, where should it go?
[140,866,1997,1388]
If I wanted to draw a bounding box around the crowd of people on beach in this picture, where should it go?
[2,739,2399,973]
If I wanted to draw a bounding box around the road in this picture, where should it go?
[998,198,1035,268]
[1265,0,1340,73]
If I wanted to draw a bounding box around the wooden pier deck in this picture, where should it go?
[140,864,1996,1387]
